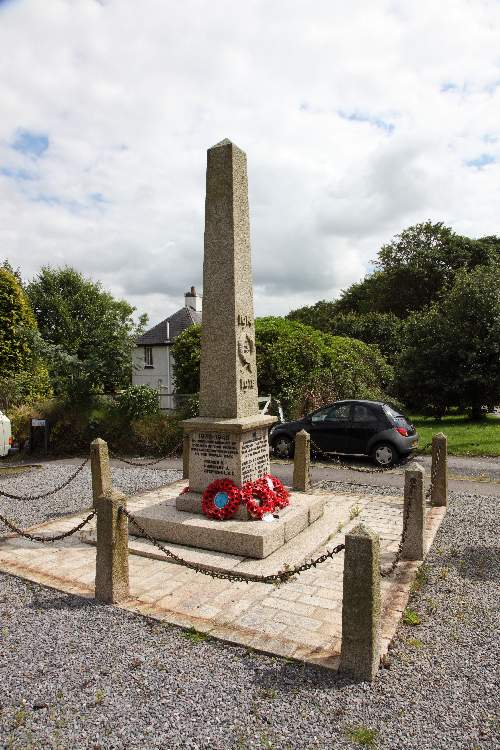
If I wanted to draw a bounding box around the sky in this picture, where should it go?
[0,0,499,326]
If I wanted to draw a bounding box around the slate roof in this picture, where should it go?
[136,306,202,346]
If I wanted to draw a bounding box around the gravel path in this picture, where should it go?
[0,466,499,749]
[0,464,181,530]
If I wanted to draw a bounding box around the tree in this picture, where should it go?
[0,268,51,409]
[172,317,393,416]
[27,267,146,402]
[0,268,36,375]
[396,265,500,417]
[288,304,404,358]
[299,222,500,321]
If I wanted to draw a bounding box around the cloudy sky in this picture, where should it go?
[1,0,499,325]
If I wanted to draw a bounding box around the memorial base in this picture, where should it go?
[131,492,324,559]
[182,414,277,497]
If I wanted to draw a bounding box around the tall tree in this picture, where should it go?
[0,268,51,409]
[27,266,146,402]
[396,265,500,417]
[0,268,36,375]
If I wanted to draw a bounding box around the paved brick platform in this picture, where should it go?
[0,478,445,670]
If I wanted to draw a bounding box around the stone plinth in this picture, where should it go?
[133,492,324,559]
[180,415,276,498]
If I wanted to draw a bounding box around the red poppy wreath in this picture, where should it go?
[253,474,290,510]
[242,474,290,520]
[201,478,242,520]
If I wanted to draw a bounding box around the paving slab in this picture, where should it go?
[0,478,445,671]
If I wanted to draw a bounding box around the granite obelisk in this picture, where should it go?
[178,139,276,507]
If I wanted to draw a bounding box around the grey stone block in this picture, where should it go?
[293,429,311,492]
[95,489,129,604]
[431,432,447,507]
[402,463,425,560]
[340,524,381,681]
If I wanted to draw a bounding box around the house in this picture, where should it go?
[132,287,202,409]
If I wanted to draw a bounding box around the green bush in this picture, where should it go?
[172,317,393,417]
[115,385,160,421]
[131,413,183,455]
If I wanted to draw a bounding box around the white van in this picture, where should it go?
[0,411,13,457]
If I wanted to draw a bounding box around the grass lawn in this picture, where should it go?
[410,414,500,456]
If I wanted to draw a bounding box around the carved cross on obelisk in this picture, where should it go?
[178,139,276,509]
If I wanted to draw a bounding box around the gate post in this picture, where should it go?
[90,438,112,507]
[430,432,447,507]
[95,489,129,604]
[340,524,381,681]
[293,429,311,492]
[401,464,425,561]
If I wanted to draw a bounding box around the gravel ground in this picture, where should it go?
[0,466,499,749]
[0,464,181,530]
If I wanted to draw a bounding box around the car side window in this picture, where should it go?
[311,407,330,423]
[311,404,351,423]
[352,404,378,423]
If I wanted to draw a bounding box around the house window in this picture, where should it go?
[144,347,154,368]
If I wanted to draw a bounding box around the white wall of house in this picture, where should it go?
[132,345,174,394]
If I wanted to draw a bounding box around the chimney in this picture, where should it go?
[184,286,202,313]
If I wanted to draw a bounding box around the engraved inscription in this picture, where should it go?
[241,430,270,483]
[191,432,238,478]
[240,377,255,391]
[237,313,253,327]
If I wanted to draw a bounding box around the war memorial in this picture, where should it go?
[0,140,448,680]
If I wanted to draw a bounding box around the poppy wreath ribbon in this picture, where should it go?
[242,474,290,520]
[254,474,290,510]
[201,479,241,520]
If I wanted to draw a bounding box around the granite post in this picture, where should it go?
[401,463,425,561]
[90,438,111,507]
[178,139,276,512]
[95,488,129,604]
[430,432,447,507]
[340,524,381,681]
[293,429,311,492]
[183,434,190,480]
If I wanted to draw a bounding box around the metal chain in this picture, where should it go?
[0,458,89,501]
[425,442,440,500]
[119,505,344,584]
[0,510,96,543]
[109,440,183,467]
[307,436,397,474]
[380,476,415,577]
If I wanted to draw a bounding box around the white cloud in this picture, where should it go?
[0,0,499,324]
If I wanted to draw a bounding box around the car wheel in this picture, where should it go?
[372,442,398,467]
[272,435,294,459]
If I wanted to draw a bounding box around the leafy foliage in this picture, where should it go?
[0,268,37,375]
[0,269,51,410]
[288,306,404,358]
[172,317,393,416]
[27,266,147,403]
[396,265,500,416]
[115,384,160,420]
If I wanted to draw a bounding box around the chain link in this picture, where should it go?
[425,441,440,500]
[0,458,89,501]
[0,510,96,543]
[307,436,402,474]
[109,440,183,467]
[380,476,415,577]
[119,505,344,584]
